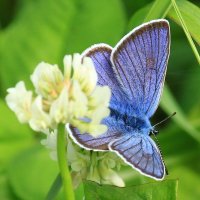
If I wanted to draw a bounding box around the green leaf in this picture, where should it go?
[8,145,61,200]
[128,3,151,31]
[45,174,62,200]
[161,86,200,142]
[84,180,178,200]
[0,96,34,199]
[65,0,126,53]
[168,0,200,45]
[170,0,200,64]
[0,0,126,94]
[0,99,34,166]
[144,0,171,22]
[0,0,75,92]
[171,167,200,200]
[0,173,17,200]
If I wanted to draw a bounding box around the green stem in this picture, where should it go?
[57,124,75,200]
[171,0,200,65]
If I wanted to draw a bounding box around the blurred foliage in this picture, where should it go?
[0,0,200,199]
[84,180,178,200]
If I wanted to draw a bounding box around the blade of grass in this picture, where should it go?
[144,0,172,22]
[45,174,62,200]
[167,0,200,45]
[171,0,200,65]
[168,0,200,45]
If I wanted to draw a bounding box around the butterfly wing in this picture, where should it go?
[83,44,129,103]
[68,116,122,151]
[111,19,170,117]
[109,133,165,180]
[68,44,128,151]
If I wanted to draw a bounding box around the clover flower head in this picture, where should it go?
[41,129,125,188]
[6,52,122,189]
[6,53,111,136]
[67,138,125,188]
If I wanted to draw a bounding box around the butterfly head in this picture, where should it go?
[150,128,159,136]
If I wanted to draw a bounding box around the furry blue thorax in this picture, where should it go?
[109,101,152,135]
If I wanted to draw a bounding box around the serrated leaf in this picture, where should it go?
[84,180,178,200]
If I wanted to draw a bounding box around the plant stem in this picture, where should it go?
[57,124,75,200]
[171,0,200,65]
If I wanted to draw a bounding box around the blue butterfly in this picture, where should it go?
[68,19,170,180]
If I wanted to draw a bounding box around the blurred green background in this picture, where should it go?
[0,0,199,199]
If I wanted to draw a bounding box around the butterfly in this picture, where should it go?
[68,19,170,180]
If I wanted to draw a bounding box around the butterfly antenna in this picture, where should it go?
[153,112,176,128]
[151,132,168,175]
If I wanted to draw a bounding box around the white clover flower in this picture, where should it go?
[50,86,69,123]
[63,55,72,79]
[30,62,63,100]
[77,56,98,95]
[29,96,52,132]
[68,80,88,118]
[40,128,125,188]
[99,154,125,187]
[6,53,111,135]
[6,81,32,123]
[41,129,58,160]
[64,54,98,95]
[99,168,125,187]
[66,139,125,188]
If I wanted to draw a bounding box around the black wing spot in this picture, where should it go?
[146,57,155,69]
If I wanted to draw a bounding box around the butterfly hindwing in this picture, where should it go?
[68,116,122,151]
[109,134,165,180]
[111,20,170,117]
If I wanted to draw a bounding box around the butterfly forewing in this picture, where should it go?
[111,20,170,117]
[83,44,128,103]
